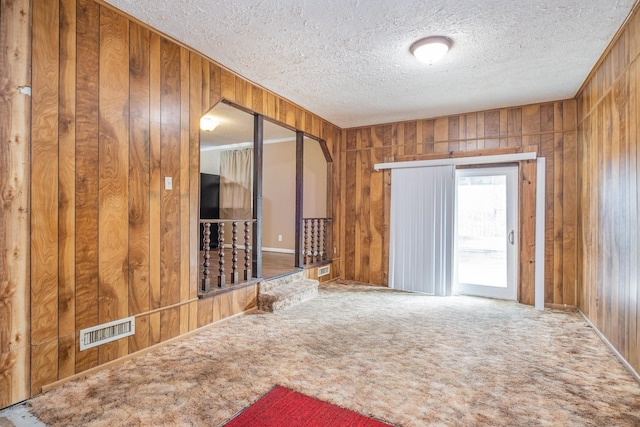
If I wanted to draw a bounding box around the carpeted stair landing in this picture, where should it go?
[258,271,318,312]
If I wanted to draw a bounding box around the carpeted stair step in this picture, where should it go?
[258,279,319,312]
[259,270,306,294]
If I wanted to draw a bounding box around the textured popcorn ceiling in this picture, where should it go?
[105,0,635,128]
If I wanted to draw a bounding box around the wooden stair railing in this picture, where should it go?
[301,218,332,266]
[200,219,256,293]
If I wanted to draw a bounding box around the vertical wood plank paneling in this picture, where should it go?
[128,22,151,352]
[220,293,231,319]
[541,133,555,303]
[627,60,639,369]
[220,68,235,101]
[160,307,180,342]
[562,131,578,306]
[577,7,640,375]
[149,312,160,346]
[179,47,190,306]
[30,341,57,396]
[342,101,577,304]
[74,0,100,373]
[553,133,564,304]
[179,304,189,335]
[23,0,341,398]
[31,0,59,347]
[149,33,161,311]
[159,39,181,309]
[595,101,606,332]
[507,108,522,147]
[57,334,74,379]
[0,0,31,407]
[344,132,357,280]
[188,301,198,332]
[98,7,129,364]
[31,0,60,394]
[197,298,213,328]
[212,295,222,322]
[200,61,209,111]
[368,142,384,286]
[359,132,372,283]
[189,52,202,301]
[129,315,149,352]
[353,148,363,280]
[519,160,536,305]
[252,87,264,115]
[58,0,76,375]
[404,122,417,155]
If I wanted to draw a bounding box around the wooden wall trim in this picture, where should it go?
[0,0,31,408]
[387,147,522,163]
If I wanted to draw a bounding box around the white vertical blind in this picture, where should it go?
[389,165,455,295]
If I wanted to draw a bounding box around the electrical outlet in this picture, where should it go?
[164,176,172,190]
[278,234,283,242]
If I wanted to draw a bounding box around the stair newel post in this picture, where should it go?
[231,221,239,284]
[244,220,252,280]
[218,222,225,288]
[201,222,211,292]
[303,219,309,265]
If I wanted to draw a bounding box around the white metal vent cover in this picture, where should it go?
[318,265,330,277]
[79,316,135,351]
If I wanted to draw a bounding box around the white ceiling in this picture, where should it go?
[106,0,635,128]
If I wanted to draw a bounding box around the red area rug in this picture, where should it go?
[223,385,394,427]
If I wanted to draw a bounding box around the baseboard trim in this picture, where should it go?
[578,309,640,383]
[222,244,294,254]
[40,307,258,394]
[544,303,577,310]
[262,247,295,254]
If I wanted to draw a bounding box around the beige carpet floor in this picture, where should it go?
[28,283,640,426]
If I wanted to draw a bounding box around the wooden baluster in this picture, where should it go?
[201,222,211,292]
[231,221,239,284]
[244,220,252,280]
[315,219,321,263]
[303,219,309,265]
[218,222,225,288]
[310,219,316,264]
[322,219,327,261]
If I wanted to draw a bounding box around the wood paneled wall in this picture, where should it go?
[0,0,31,408]
[23,0,342,399]
[340,101,578,306]
[577,5,640,375]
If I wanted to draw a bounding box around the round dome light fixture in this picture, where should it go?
[410,36,452,64]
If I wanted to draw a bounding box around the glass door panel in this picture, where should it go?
[455,166,517,300]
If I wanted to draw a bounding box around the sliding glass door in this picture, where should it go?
[454,166,518,300]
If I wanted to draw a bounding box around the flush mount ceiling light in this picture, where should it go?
[200,116,220,132]
[410,36,452,64]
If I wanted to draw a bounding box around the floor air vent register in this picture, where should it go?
[318,265,330,277]
[79,317,136,351]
